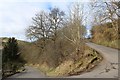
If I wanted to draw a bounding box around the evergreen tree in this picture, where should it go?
[2,37,19,62]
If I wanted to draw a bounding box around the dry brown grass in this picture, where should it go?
[44,46,103,77]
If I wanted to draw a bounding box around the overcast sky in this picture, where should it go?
[0,0,93,41]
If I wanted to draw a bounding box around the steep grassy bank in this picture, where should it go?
[92,40,120,50]
[40,45,102,77]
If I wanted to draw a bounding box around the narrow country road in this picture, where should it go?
[8,66,46,78]
[86,42,118,63]
[69,42,119,78]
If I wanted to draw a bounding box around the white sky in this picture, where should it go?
[0,0,93,41]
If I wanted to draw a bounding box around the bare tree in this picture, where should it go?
[63,3,86,56]
[49,7,65,44]
[26,11,50,49]
[26,8,65,52]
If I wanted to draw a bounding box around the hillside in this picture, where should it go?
[16,38,103,77]
[1,37,103,77]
